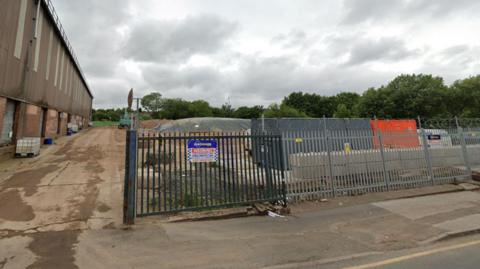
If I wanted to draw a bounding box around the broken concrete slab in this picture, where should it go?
[458,182,480,191]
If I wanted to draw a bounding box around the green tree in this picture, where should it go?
[383,74,449,118]
[159,98,192,119]
[92,108,125,121]
[333,104,353,118]
[141,92,162,114]
[140,113,152,120]
[357,74,449,118]
[283,92,338,117]
[188,100,213,117]
[213,103,235,118]
[234,106,264,119]
[334,92,360,108]
[263,103,308,118]
[356,87,394,118]
[449,75,480,117]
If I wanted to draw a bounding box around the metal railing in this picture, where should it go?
[123,118,480,222]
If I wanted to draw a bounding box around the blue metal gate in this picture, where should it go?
[124,130,286,221]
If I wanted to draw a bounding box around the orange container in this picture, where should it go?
[371,120,419,149]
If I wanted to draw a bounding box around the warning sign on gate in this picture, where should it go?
[187,139,218,163]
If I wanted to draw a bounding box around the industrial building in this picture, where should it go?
[0,0,92,159]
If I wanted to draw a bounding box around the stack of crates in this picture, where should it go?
[15,137,41,157]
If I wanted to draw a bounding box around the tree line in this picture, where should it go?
[92,74,480,121]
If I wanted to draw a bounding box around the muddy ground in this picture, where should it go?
[0,127,124,268]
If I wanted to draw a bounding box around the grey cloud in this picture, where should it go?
[91,79,134,108]
[346,37,417,65]
[438,45,480,69]
[342,0,403,24]
[122,14,238,63]
[140,64,229,105]
[441,45,470,57]
[324,34,418,66]
[52,0,130,78]
[342,0,480,24]
[142,65,223,90]
[271,30,308,48]
[137,51,404,107]
[406,0,480,16]
[52,0,479,109]
[229,55,392,105]
[139,55,330,106]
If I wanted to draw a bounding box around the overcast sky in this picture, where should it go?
[52,0,480,108]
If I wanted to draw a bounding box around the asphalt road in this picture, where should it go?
[345,239,480,269]
[283,235,480,269]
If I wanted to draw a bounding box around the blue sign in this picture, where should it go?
[187,139,218,163]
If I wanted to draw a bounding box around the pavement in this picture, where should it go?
[1,127,480,268]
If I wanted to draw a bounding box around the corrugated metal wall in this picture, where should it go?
[0,0,92,119]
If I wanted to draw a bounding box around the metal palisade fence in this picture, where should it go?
[123,117,480,222]
[285,118,478,201]
[134,131,286,216]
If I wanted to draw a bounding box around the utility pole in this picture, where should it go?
[127,88,140,130]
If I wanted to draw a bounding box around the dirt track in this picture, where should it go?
[0,127,125,268]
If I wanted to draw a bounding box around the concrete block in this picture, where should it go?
[289,145,480,181]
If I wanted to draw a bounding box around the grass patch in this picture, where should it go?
[92,121,118,127]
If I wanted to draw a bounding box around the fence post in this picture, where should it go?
[323,117,336,197]
[279,135,286,197]
[377,129,390,191]
[123,129,137,225]
[456,117,472,178]
[264,136,273,199]
[420,127,435,185]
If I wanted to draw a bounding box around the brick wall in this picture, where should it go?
[58,112,68,135]
[16,103,42,138]
[44,109,58,138]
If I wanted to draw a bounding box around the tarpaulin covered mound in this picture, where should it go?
[154,117,251,132]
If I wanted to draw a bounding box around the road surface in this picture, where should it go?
[320,235,480,269]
